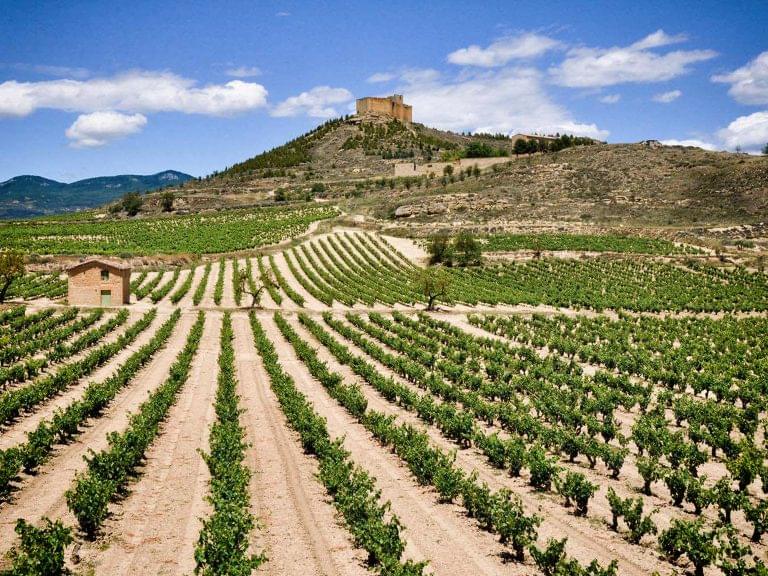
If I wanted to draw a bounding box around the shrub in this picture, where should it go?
[606,487,656,544]
[659,519,718,576]
[490,489,540,561]
[744,499,768,543]
[453,232,482,267]
[1,518,72,576]
[709,477,745,523]
[664,468,690,507]
[160,190,174,212]
[557,471,597,516]
[636,456,662,495]
[122,191,143,216]
[527,444,560,491]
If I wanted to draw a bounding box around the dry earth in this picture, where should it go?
[3,228,767,576]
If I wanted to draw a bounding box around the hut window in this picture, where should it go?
[101,269,109,281]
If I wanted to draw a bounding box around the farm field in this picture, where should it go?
[1,229,767,576]
[0,204,337,256]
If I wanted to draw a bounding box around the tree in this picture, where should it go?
[122,192,143,216]
[606,487,624,531]
[160,190,175,212]
[427,233,454,265]
[453,232,482,267]
[531,538,569,576]
[465,141,499,158]
[763,143,768,155]
[513,139,529,155]
[443,164,454,177]
[0,250,24,303]
[531,538,618,576]
[416,267,451,311]
[238,269,274,308]
[685,474,711,515]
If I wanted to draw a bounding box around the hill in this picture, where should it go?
[163,115,766,238]
[0,170,193,218]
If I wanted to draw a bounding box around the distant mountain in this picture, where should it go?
[0,171,194,219]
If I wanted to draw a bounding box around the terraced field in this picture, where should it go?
[1,229,767,576]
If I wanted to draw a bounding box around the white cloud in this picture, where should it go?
[447,33,561,67]
[400,68,441,84]
[394,67,607,139]
[660,138,718,151]
[712,51,768,105]
[271,86,353,118]
[599,94,621,104]
[630,30,687,50]
[275,11,290,17]
[0,70,268,117]
[717,110,768,151]
[65,111,147,147]
[653,89,682,103]
[367,72,395,83]
[550,30,716,88]
[226,66,261,78]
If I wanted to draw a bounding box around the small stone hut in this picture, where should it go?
[66,258,131,306]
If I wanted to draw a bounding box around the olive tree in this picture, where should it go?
[416,267,451,311]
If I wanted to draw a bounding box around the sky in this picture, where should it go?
[1,0,767,182]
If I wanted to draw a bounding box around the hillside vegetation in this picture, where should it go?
[165,115,766,237]
[7,115,765,248]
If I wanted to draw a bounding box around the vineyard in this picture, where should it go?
[0,227,766,576]
[0,205,337,255]
[482,233,701,255]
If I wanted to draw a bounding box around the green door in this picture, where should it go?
[100,290,112,306]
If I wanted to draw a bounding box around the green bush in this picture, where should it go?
[0,518,72,576]
[556,471,597,516]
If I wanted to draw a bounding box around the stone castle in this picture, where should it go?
[356,94,412,123]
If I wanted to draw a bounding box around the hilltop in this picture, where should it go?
[147,115,767,240]
[0,170,193,218]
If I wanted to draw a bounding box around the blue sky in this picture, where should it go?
[1,0,767,182]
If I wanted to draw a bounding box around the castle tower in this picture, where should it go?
[355,94,412,123]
